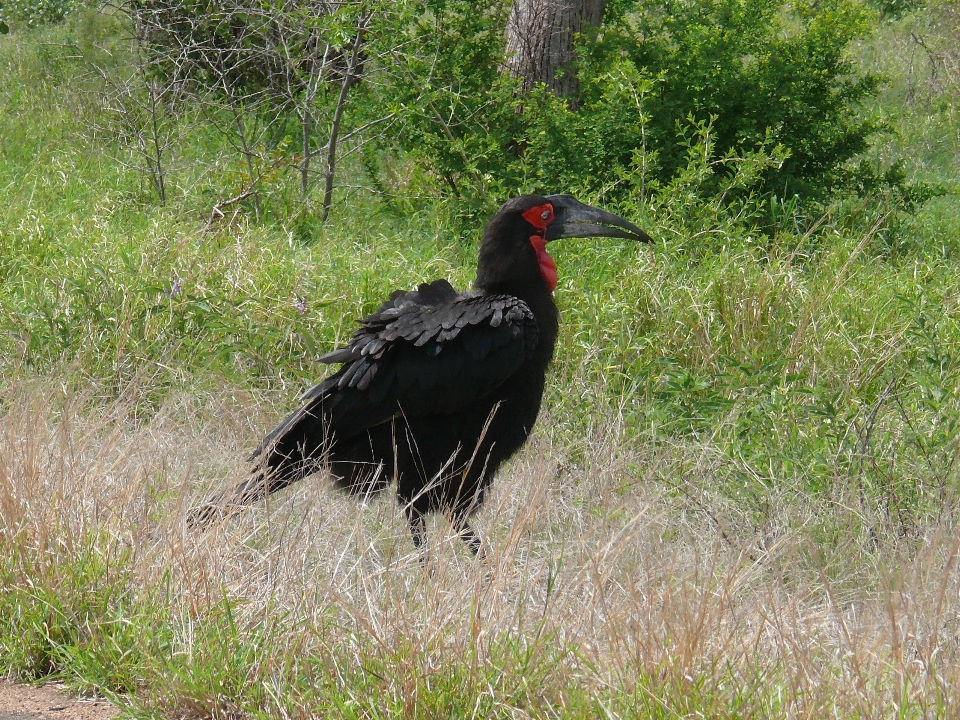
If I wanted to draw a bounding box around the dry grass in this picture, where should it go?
[1,378,958,718]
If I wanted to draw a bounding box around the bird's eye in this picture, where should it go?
[540,210,550,221]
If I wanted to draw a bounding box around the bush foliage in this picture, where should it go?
[49,0,891,219]
[359,0,882,208]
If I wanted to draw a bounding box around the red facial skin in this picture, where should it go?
[521,203,558,292]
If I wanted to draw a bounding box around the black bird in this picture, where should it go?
[191,195,651,553]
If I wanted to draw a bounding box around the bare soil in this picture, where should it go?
[0,681,118,720]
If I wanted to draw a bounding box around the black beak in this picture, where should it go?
[544,194,653,244]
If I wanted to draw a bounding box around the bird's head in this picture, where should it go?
[475,194,652,295]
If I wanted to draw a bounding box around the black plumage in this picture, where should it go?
[190,194,651,553]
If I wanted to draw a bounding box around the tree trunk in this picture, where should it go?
[321,16,369,221]
[504,0,606,108]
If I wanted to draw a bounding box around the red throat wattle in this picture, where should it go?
[529,235,557,291]
[521,203,558,292]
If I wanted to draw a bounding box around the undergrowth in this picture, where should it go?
[1,383,958,718]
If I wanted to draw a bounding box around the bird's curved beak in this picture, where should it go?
[544,194,653,244]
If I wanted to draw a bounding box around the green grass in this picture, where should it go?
[1,6,960,717]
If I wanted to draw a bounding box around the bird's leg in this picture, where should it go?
[406,508,430,564]
[454,518,485,558]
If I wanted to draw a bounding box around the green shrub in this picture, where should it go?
[615,0,880,199]
[0,0,83,27]
[64,0,887,221]
[368,0,880,211]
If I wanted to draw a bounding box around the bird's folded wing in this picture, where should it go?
[252,281,539,457]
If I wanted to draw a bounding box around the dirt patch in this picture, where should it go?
[0,681,118,720]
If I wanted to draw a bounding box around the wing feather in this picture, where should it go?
[279,280,539,449]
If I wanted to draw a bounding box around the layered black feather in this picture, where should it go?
[251,280,539,463]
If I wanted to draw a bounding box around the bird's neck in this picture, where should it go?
[527,290,560,365]
[477,277,560,365]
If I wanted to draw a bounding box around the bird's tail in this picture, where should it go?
[187,452,326,528]
[187,467,272,528]
[188,400,333,529]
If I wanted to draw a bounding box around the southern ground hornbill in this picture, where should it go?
[190,195,651,553]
